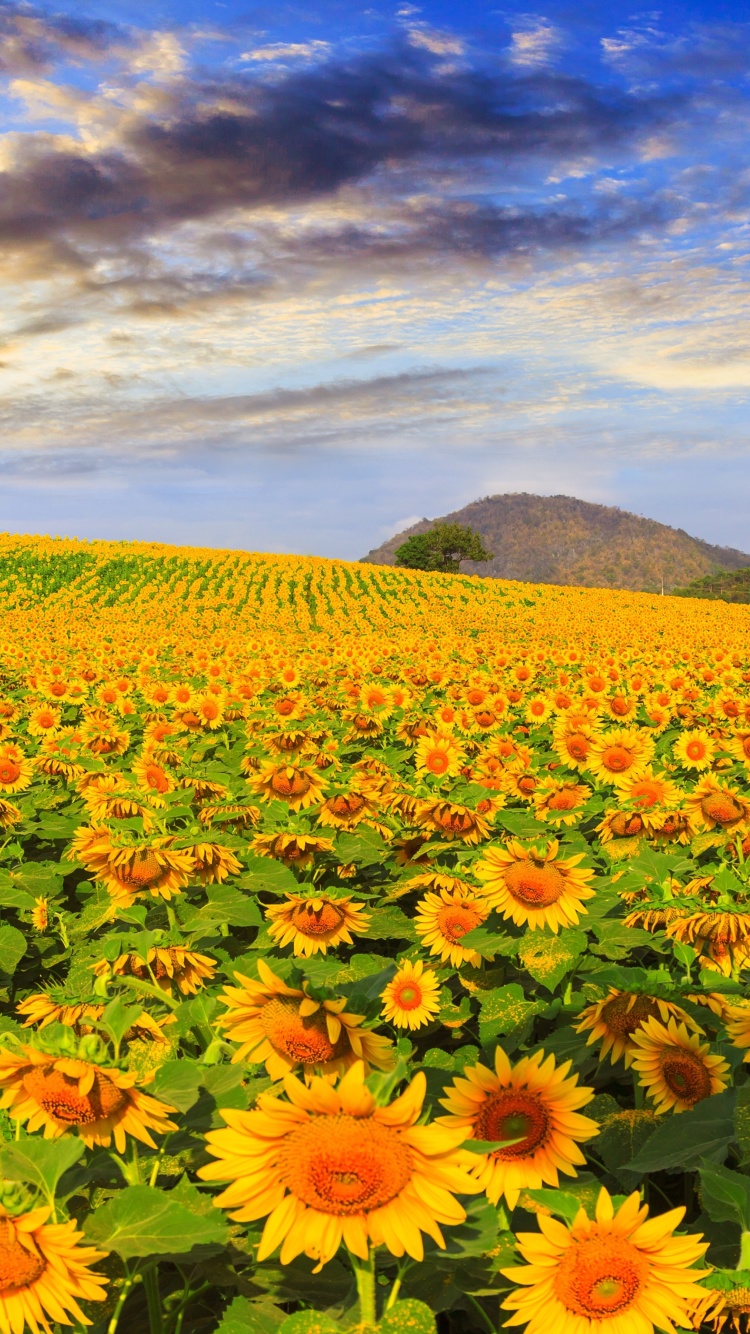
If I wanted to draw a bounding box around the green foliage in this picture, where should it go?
[395,523,492,574]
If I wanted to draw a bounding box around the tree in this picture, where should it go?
[394,522,493,574]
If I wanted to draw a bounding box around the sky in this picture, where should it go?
[0,1,749,558]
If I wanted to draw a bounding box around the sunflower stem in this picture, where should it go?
[737,1230,750,1271]
[353,1249,377,1326]
[107,1265,143,1334]
[144,1266,165,1334]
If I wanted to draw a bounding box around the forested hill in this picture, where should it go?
[361,493,750,593]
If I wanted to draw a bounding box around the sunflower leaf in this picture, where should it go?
[0,1138,85,1199]
[698,1162,750,1231]
[627,1089,737,1172]
[380,1299,436,1333]
[83,1182,228,1258]
[216,1296,287,1333]
[0,924,26,976]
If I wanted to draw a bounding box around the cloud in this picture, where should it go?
[241,41,331,63]
[508,19,562,70]
[0,3,123,75]
[406,29,464,57]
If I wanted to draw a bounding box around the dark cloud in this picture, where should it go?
[0,2,122,74]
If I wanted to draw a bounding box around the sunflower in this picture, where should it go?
[701,1285,750,1334]
[588,727,654,787]
[629,1016,729,1113]
[380,960,441,1030]
[575,991,699,1067]
[533,779,591,828]
[414,887,489,966]
[501,1186,709,1334]
[199,1062,481,1267]
[0,1203,108,1333]
[0,1039,177,1150]
[186,841,242,884]
[673,728,716,771]
[417,797,498,844]
[0,798,20,830]
[79,709,130,757]
[722,1005,750,1060]
[30,897,48,931]
[216,961,394,1080]
[619,769,684,811]
[26,705,62,737]
[439,1047,597,1209]
[552,721,597,772]
[93,946,217,996]
[251,762,326,811]
[81,775,153,827]
[685,775,750,834]
[0,747,33,795]
[666,911,750,977]
[192,692,226,729]
[316,788,378,830]
[475,839,595,933]
[414,731,465,780]
[200,802,261,831]
[729,730,750,770]
[131,754,175,798]
[265,894,371,956]
[251,832,334,868]
[67,826,195,905]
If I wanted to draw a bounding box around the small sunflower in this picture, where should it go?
[417,797,499,844]
[414,731,465,779]
[501,1186,709,1334]
[533,779,591,827]
[265,894,371,956]
[414,887,489,966]
[93,946,217,996]
[552,721,597,772]
[0,1204,108,1333]
[673,728,716,771]
[316,788,378,830]
[475,839,595,932]
[619,769,684,811]
[0,1037,177,1150]
[186,841,242,884]
[722,1004,750,1061]
[575,990,700,1067]
[630,1015,730,1113]
[729,730,750,771]
[26,705,62,737]
[666,911,750,977]
[380,960,441,1030]
[439,1047,598,1209]
[0,747,33,795]
[216,961,394,1080]
[251,832,334,868]
[686,775,750,834]
[251,762,327,811]
[588,727,654,787]
[0,798,21,830]
[199,1062,481,1268]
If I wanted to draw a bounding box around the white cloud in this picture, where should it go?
[241,41,330,63]
[508,19,562,69]
[407,28,465,56]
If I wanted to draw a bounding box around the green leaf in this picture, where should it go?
[517,930,586,991]
[460,925,519,961]
[590,920,656,960]
[0,1138,84,1199]
[0,924,26,976]
[149,1060,204,1112]
[628,1090,737,1173]
[238,855,299,894]
[278,1315,341,1334]
[337,828,390,865]
[99,997,143,1047]
[478,984,545,1047]
[0,884,36,911]
[83,1183,228,1259]
[197,884,261,928]
[363,907,417,941]
[523,1188,583,1223]
[596,1109,660,1187]
[380,1300,437,1334]
[216,1297,287,1334]
[699,1162,750,1231]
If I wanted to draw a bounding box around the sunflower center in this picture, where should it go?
[554,1236,646,1317]
[118,851,163,887]
[259,998,344,1066]
[437,903,483,942]
[271,769,311,798]
[433,807,476,834]
[0,761,20,784]
[330,794,366,817]
[659,1049,712,1105]
[426,752,450,774]
[547,790,580,811]
[503,861,565,907]
[473,1090,549,1159]
[687,741,706,760]
[702,793,744,824]
[290,901,347,936]
[0,1222,46,1293]
[145,766,169,792]
[393,983,422,1009]
[22,1066,128,1125]
[610,813,644,836]
[629,782,662,808]
[280,1115,413,1215]
[601,746,635,773]
[566,735,590,760]
[600,994,659,1036]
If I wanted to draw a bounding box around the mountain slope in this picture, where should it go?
[361,494,750,593]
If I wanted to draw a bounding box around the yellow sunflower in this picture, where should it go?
[0,798,21,830]
[67,826,195,905]
[251,762,327,811]
[552,721,597,772]
[251,832,334,868]
[0,1041,177,1150]
[414,731,465,780]
[575,990,700,1067]
[199,1062,481,1267]
[186,841,242,884]
[0,747,33,795]
[93,945,217,995]
[685,775,750,834]
[26,705,62,738]
[380,960,441,1029]
[501,1187,709,1334]
[417,797,499,844]
[0,1203,108,1333]
[413,887,490,967]
[588,727,654,787]
[673,728,716,771]
[216,961,394,1080]
[619,769,684,812]
[475,839,595,932]
[629,1015,730,1113]
[439,1047,597,1209]
[265,894,371,956]
[666,911,750,977]
[722,1005,750,1061]
[729,730,750,771]
[533,779,591,827]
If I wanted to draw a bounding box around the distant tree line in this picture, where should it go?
[394,522,493,574]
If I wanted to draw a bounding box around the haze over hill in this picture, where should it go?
[361,495,750,593]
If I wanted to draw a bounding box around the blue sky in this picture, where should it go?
[0,1,749,557]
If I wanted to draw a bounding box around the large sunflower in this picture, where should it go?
[0,1039,177,1150]
[0,1203,108,1333]
[251,762,327,811]
[265,894,371,956]
[439,1047,597,1209]
[666,911,750,977]
[685,775,750,834]
[67,826,195,905]
[216,961,394,1080]
[588,727,654,787]
[575,990,699,1067]
[475,839,595,932]
[502,1187,709,1334]
[199,1062,481,1268]
[629,1016,730,1113]
[414,886,490,967]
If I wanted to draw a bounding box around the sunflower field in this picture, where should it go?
[2,533,750,1334]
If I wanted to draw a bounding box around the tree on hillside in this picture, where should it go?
[395,522,493,574]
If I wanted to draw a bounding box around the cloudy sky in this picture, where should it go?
[0,0,749,557]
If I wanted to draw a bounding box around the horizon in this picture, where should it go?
[0,1,749,555]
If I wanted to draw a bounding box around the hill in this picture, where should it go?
[361,493,750,592]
